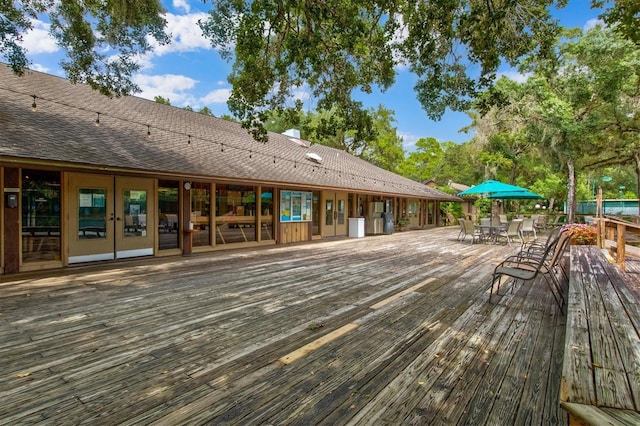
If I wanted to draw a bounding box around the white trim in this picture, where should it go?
[116,248,154,259]
[69,252,115,264]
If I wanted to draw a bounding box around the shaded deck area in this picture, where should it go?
[1,227,569,424]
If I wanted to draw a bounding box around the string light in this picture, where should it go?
[221,143,224,152]
[8,87,431,200]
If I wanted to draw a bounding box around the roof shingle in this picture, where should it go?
[0,66,459,201]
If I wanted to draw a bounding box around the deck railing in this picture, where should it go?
[595,216,640,270]
[594,188,640,270]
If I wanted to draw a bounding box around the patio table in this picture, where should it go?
[477,223,506,244]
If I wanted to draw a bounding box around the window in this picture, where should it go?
[22,169,61,262]
[281,191,312,222]
[78,188,107,239]
[123,190,147,237]
[216,184,256,244]
[191,182,211,246]
[158,180,179,249]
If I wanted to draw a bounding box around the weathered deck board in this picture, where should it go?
[561,246,640,425]
[0,228,571,425]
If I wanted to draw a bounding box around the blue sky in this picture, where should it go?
[20,1,603,151]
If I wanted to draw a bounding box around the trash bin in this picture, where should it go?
[382,212,394,234]
[348,217,365,238]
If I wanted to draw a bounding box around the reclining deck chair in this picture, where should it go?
[490,230,573,313]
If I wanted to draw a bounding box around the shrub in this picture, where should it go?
[564,223,597,245]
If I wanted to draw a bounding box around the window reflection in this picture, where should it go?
[215,184,256,244]
[191,182,211,246]
[158,180,179,250]
[78,188,107,239]
[22,169,61,262]
[260,187,274,241]
[123,189,147,237]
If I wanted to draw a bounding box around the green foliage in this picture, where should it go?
[198,106,215,116]
[154,95,171,105]
[1,1,169,97]
[594,0,640,44]
[199,0,569,141]
[398,137,443,182]
[474,198,492,218]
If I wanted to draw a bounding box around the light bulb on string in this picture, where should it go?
[31,95,37,112]
[147,125,151,138]
[95,112,100,127]
[188,134,191,145]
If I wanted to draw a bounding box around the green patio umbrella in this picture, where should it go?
[487,189,543,199]
[458,180,529,196]
[458,180,537,219]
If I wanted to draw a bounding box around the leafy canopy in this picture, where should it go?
[1,0,169,96]
[200,0,568,141]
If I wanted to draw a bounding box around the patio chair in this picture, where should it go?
[497,219,523,246]
[499,214,508,225]
[520,218,537,240]
[462,219,484,244]
[457,218,467,241]
[479,217,493,241]
[516,225,571,283]
[534,214,549,231]
[520,225,564,257]
[490,230,572,313]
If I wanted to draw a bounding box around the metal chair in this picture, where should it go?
[497,219,523,246]
[520,218,537,240]
[490,230,572,313]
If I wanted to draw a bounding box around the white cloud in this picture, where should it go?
[584,18,603,32]
[29,63,51,73]
[150,12,212,56]
[496,69,531,83]
[133,73,199,105]
[172,0,191,13]
[201,88,231,104]
[20,19,59,55]
[399,131,420,151]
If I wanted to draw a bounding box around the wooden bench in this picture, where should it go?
[561,245,640,425]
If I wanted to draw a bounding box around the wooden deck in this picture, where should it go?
[1,227,569,425]
[562,245,640,425]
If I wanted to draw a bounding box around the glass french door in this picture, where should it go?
[323,191,347,237]
[67,174,155,264]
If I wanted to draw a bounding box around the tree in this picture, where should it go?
[199,0,568,141]
[154,96,171,105]
[359,106,404,172]
[198,106,215,116]
[399,137,444,182]
[491,26,640,222]
[1,1,169,97]
[3,1,635,145]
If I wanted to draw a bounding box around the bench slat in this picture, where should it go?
[563,246,640,422]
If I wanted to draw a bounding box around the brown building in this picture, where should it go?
[0,66,459,274]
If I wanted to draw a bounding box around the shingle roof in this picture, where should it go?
[0,65,459,201]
